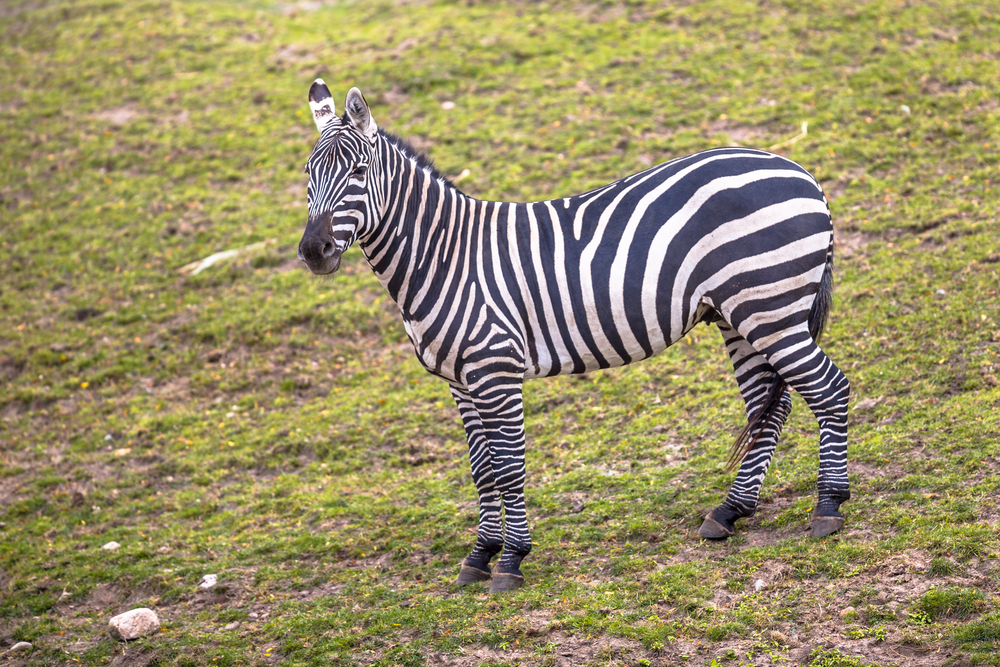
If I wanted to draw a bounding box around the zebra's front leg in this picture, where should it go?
[450,385,504,586]
[700,322,792,539]
[466,376,531,593]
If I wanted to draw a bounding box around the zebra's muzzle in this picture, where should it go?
[298,212,343,275]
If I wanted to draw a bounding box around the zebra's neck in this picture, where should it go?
[359,133,484,316]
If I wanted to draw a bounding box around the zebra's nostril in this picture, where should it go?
[322,242,335,257]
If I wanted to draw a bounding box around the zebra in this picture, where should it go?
[297,80,851,593]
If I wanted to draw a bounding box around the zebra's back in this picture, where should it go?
[488,148,832,379]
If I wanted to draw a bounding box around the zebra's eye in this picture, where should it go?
[352,164,368,177]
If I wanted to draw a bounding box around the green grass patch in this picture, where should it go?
[2,0,999,665]
[914,587,990,621]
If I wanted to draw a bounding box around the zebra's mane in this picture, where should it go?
[378,127,463,194]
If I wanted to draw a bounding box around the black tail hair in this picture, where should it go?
[727,243,834,469]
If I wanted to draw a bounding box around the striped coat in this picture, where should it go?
[298,82,850,593]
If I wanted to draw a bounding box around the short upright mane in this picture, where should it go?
[379,128,463,194]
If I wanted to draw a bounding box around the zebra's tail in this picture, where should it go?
[727,241,834,469]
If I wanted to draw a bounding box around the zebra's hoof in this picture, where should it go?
[698,515,734,540]
[489,573,524,593]
[810,515,844,538]
[455,560,491,586]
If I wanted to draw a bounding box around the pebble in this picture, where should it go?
[199,574,218,589]
[754,579,766,592]
[224,621,240,631]
[102,541,121,550]
[104,434,114,441]
[9,642,33,654]
[839,606,856,619]
[249,612,259,619]
[108,608,160,640]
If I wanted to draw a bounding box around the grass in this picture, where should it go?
[2,0,999,665]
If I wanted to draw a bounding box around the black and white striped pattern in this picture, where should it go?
[297,83,851,591]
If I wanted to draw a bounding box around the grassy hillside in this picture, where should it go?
[1,0,999,665]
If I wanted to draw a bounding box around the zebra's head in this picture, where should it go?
[297,80,380,276]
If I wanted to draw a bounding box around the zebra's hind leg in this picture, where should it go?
[771,336,851,537]
[450,385,504,586]
[746,326,851,538]
[700,322,793,540]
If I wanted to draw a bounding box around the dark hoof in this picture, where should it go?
[811,515,845,537]
[489,573,524,593]
[455,560,491,586]
[698,515,734,540]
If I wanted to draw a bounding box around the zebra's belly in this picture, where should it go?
[519,291,698,380]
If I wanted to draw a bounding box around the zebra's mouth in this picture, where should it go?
[299,249,341,276]
[298,211,344,275]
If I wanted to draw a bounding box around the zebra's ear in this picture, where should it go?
[345,87,378,142]
[309,78,337,133]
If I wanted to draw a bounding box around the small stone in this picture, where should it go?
[102,541,121,550]
[9,642,33,654]
[224,621,240,631]
[441,101,455,110]
[839,606,857,619]
[935,289,947,296]
[854,397,882,411]
[104,433,114,441]
[108,608,160,640]
[571,500,585,513]
[199,574,218,589]
[113,447,132,457]
[754,579,766,592]
[249,612,259,619]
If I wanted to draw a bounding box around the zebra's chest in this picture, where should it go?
[399,317,458,381]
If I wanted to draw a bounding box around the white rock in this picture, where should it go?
[108,608,160,640]
[9,642,33,654]
[854,397,882,411]
[754,579,766,592]
[199,574,218,589]
[104,433,114,441]
[102,541,121,550]
[224,621,240,630]
[441,101,455,110]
